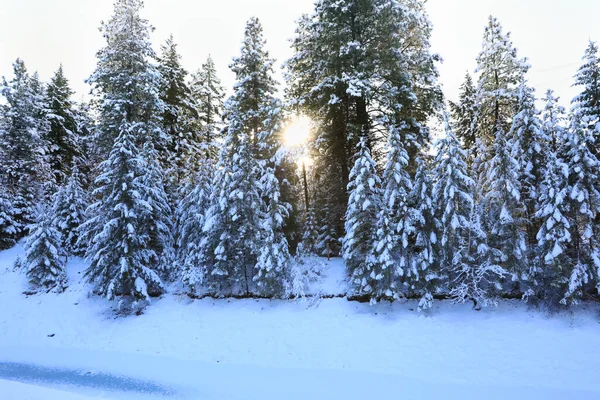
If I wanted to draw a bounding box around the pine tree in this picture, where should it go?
[286,0,442,249]
[87,0,166,156]
[297,207,319,256]
[45,65,81,185]
[562,114,600,303]
[474,16,528,148]
[0,190,19,250]
[84,130,166,302]
[480,123,527,289]
[157,35,200,190]
[534,147,572,304]
[450,73,478,152]
[572,41,600,157]
[52,163,88,256]
[407,157,437,309]
[83,0,170,305]
[433,116,504,306]
[202,18,289,296]
[178,160,213,293]
[343,137,381,295]
[370,126,412,300]
[191,55,225,159]
[0,59,50,232]
[24,206,67,292]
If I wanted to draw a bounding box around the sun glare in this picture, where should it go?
[283,115,311,148]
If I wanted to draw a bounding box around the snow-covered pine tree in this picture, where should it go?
[450,72,478,154]
[139,140,175,277]
[474,16,528,149]
[45,65,81,185]
[191,55,225,159]
[24,205,67,292]
[541,90,567,153]
[561,114,600,304]
[297,207,319,256]
[407,157,437,309]
[202,17,290,297]
[480,116,527,291]
[508,85,549,259]
[157,35,200,191]
[572,41,600,157]
[87,0,167,157]
[178,160,213,293]
[0,59,50,233]
[342,137,381,296]
[433,116,503,306]
[52,163,88,256]
[83,0,170,306]
[370,125,412,300]
[286,0,442,251]
[84,129,166,302]
[534,146,572,304]
[0,190,19,250]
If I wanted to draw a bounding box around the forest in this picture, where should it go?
[1,0,599,313]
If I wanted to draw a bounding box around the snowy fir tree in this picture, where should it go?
[297,207,319,256]
[286,0,442,248]
[157,35,200,191]
[45,65,81,185]
[480,121,527,290]
[406,157,437,309]
[450,73,478,153]
[191,55,226,159]
[433,116,504,306]
[572,41,600,157]
[82,0,170,305]
[474,16,528,149]
[177,160,214,293]
[369,125,412,300]
[0,190,19,250]
[201,18,288,296]
[508,84,549,254]
[52,163,88,257]
[87,0,166,156]
[24,205,67,292]
[0,59,51,233]
[83,130,166,302]
[342,137,381,296]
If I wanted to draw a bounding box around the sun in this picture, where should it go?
[283,115,312,148]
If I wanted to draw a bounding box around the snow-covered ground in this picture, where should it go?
[1,243,600,399]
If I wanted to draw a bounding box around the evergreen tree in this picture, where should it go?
[286,0,442,246]
[178,160,213,293]
[0,190,19,250]
[83,130,166,302]
[45,65,81,185]
[83,0,170,305]
[342,137,381,295]
[407,157,437,309]
[450,72,478,152]
[157,35,200,190]
[191,55,225,159]
[24,206,67,292]
[474,16,528,148]
[433,117,504,306]
[509,84,549,255]
[572,41,600,157]
[480,124,527,289]
[87,0,166,156]
[297,207,319,256]
[52,163,88,256]
[370,126,412,300]
[0,59,50,232]
[202,18,288,296]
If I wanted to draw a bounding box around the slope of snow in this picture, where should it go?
[1,243,600,399]
[0,379,106,400]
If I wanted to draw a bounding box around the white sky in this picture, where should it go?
[1,0,599,107]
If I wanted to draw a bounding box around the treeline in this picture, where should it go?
[0,0,599,312]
